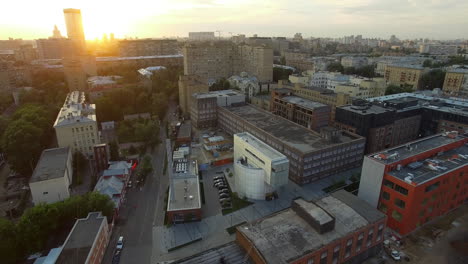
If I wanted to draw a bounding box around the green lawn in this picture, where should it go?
[222,192,253,215]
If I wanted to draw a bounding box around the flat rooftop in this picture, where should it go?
[235,132,287,162]
[280,96,328,110]
[173,242,252,264]
[168,159,201,211]
[237,190,384,264]
[369,133,467,165]
[193,89,243,99]
[177,121,192,139]
[387,139,468,186]
[222,104,362,154]
[54,91,96,127]
[338,104,392,115]
[30,147,70,183]
[56,212,106,264]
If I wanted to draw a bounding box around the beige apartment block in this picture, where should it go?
[54,91,100,157]
[178,74,210,114]
[443,69,468,97]
[183,41,273,84]
[384,65,423,90]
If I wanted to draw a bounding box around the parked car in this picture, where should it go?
[219,198,231,203]
[127,181,132,188]
[112,250,121,264]
[213,175,224,180]
[219,193,230,199]
[390,250,401,261]
[116,236,124,250]
[216,184,227,189]
[214,178,225,184]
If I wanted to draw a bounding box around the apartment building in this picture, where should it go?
[358,132,468,235]
[335,100,421,153]
[384,64,424,90]
[236,190,386,264]
[419,44,458,55]
[36,38,73,59]
[442,67,468,97]
[29,147,73,205]
[278,81,352,121]
[218,104,365,185]
[54,91,100,157]
[178,74,210,114]
[188,32,216,41]
[118,39,179,57]
[190,89,245,128]
[271,88,330,131]
[96,54,183,72]
[183,41,273,84]
[233,132,289,200]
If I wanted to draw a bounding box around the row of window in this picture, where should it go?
[71,125,95,133]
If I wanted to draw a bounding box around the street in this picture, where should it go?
[102,102,175,264]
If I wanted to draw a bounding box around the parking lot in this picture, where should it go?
[200,169,226,217]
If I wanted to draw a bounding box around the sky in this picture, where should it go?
[1,0,468,40]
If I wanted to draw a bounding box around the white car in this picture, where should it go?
[116,236,124,250]
[390,250,401,261]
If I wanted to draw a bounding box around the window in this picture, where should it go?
[43,192,48,195]
[382,191,390,200]
[345,239,353,258]
[357,233,364,251]
[307,259,314,264]
[367,232,374,246]
[425,182,440,193]
[395,184,408,196]
[392,210,403,222]
[383,179,395,189]
[395,198,406,209]
[320,251,328,264]
[378,203,388,213]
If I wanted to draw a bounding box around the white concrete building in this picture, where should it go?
[227,72,260,100]
[419,44,458,55]
[341,56,368,68]
[29,147,73,204]
[54,91,100,158]
[233,132,289,200]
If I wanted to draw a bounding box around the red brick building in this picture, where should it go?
[359,132,468,235]
[56,212,110,264]
[236,190,386,264]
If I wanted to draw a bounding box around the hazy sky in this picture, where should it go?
[1,0,467,40]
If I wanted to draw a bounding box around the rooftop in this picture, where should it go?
[237,190,384,264]
[54,91,96,127]
[96,54,182,62]
[177,121,192,140]
[339,103,393,115]
[222,104,362,154]
[167,160,201,211]
[235,132,288,162]
[56,212,106,264]
[173,242,252,264]
[193,89,244,99]
[138,66,167,77]
[87,75,122,86]
[369,132,466,164]
[30,148,70,183]
[94,176,124,208]
[280,96,328,110]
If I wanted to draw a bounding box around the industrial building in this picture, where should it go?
[236,190,386,264]
[166,141,202,223]
[335,100,421,153]
[358,132,468,235]
[233,132,289,200]
[29,147,73,205]
[190,90,245,129]
[271,88,330,131]
[218,104,365,185]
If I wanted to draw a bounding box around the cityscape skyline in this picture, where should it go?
[1,0,468,40]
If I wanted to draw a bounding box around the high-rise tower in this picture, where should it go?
[52,25,63,38]
[63,8,86,54]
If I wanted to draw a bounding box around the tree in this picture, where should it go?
[109,141,120,161]
[327,62,344,73]
[420,69,446,90]
[0,218,19,264]
[273,67,293,82]
[210,78,231,91]
[423,59,433,68]
[385,84,414,95]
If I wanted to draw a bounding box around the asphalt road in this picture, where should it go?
[102,103,175,264]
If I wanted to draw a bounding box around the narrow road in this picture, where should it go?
[102,102,175,264]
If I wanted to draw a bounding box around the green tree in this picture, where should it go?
[423,59,433,67]
[327,62,344,73]
[420,69,446,90]
[209,78,231,91]
[273,67,293,82]
[0,218,19,264]
[385,84,414,95]
[109,141,120,160]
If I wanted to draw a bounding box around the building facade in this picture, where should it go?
[384,65,424,90]
[358,132,468,235]
[178,74,210,114]
[63,8,86,55]
[442,68,468,98]
[271,89,330,131]
[188,32,216,41]
[341,56,368,68]
[236,190,386,264]
[29,147,73,205]
[118,39,179,57]
[419,44,458,55]
[218,104,365,185]
[183,41,273,84]
[36,38,73,59]
[190,89,245,128]
[54,91,100,157]
[233,132,289,200]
